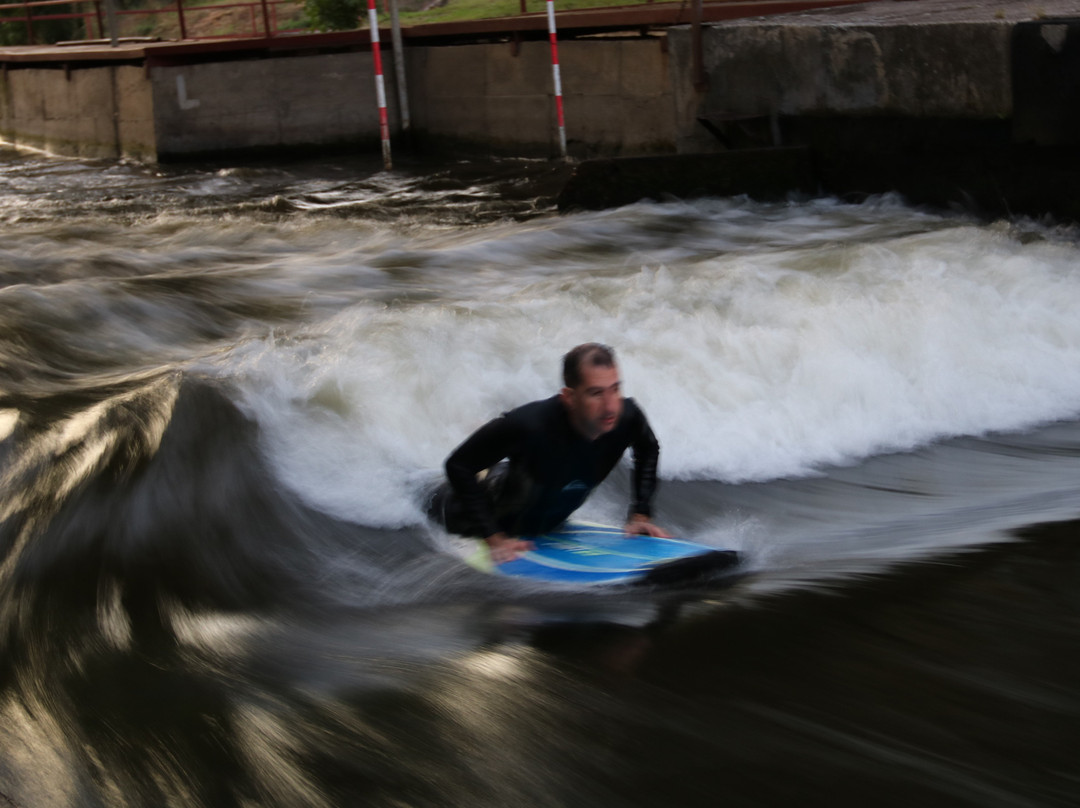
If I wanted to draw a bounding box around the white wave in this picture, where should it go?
[223,199,1080,527]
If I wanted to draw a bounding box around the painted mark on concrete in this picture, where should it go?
[1041,24,1068,53]
[176,75,201,110]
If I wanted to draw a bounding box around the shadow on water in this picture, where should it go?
[4,496,1080,805]
[0,377,382,623]
[0,373,430,806]
[623,523,1080,807]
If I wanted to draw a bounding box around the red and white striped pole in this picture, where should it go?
[546,0,567,159]
[367,0,392,170]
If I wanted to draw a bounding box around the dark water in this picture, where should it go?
[1,149,1080,807]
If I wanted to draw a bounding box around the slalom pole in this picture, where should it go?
[545,0,568,159]
[389,0,411,134]
[367,0,392,170]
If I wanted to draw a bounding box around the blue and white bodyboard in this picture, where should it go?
[462,522,738,586]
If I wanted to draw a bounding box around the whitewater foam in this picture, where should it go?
[221,199,1080,528]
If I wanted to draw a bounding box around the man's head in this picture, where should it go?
[560,343,623,440]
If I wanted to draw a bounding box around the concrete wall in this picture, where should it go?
[668,20,1014,153]
[151,53,399,157]
[562,38,675,157]
[0,36,673,161]
[115,66,157,161]
[0,65,155,160]
[147,37,675,159]
[0,18,1023,162]
[408,38,675,158]
[656,12,1080,223]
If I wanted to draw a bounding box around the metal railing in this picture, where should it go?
[0,0,888,48]
[0,0,306,44]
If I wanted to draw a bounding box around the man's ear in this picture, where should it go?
[559,387,573,407]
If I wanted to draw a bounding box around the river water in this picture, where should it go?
[1,149,1079,808]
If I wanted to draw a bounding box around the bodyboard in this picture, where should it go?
[461,522,738,586]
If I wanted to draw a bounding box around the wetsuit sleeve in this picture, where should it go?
[444,414,523,539]
[629,406,660,520]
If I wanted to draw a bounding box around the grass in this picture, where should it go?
[394,0,664,27]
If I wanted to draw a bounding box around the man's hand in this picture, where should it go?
[625,514,672,538]
[485,532,534,564]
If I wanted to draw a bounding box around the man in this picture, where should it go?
[432,343,670,563]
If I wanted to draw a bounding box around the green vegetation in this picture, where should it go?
[0,4,87,45]
[304,0,661,31]
[305,0,361,31]
[395,0,658,27]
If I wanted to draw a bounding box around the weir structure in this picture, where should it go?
[0,0,1079,220]
[0,0,867,162]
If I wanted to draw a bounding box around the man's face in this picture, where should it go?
[562,363,624,440]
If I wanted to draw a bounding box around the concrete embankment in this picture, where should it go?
[0,36,679,161]
[0,18,686,162]
[641,0,1080,221]
[0,1,865,161]
[1,0,1080,220]
[561,0,1080,221]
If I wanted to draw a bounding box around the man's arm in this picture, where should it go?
[625,404,671,538]
[444,415,516,540]
[444,414,535,561]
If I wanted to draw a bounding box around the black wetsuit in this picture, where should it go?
[434,395,660,538]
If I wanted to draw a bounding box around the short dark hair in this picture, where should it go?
[563,343,616,388]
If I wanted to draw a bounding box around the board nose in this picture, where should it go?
[637,550,740,587]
